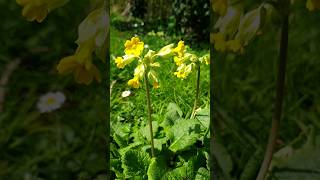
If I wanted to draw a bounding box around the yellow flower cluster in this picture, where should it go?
[114,37,160,89]
[16,0,68,23]
[57,7,108,85]
[172,41,209,80]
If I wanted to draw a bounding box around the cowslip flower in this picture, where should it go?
[134,64,145,78]
[115,54,136,69]
[212,0,228,16]
[37,92,66,113]
[173,40,185,58]
[16,0,68,23]
[124,37,144,56]
[57,41,101,85]
[174,63,193,79]
[174,56,184,66]
[148,70,160,88]
[57,6,107,85]
[226,39,242,52]
[76,7,108,52]
[128,76,141,88]
[156,44,174,57]
[306,0,320,11]
[199,54,210,65]
[211,33,227,52]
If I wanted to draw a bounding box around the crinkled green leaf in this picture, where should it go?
[195,167,210,180]
[168,119,202,153]
[140,121,159,141]
[195,108,210,131]
[147,157,168,180]
[162,103,183,127]
[154,137,168,151]
[121,149,150,178]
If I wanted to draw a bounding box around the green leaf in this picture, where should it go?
[147,158,168,180]
[195,108,210,130]
[168,119,202,153]
[140,121,159,141]
[162,103,183,127]
[154,137,168,151]
[195,167,210,180]
[113,133,127,148]
[240,149,263,180]
[121,149,150,178]
[213,142,233,177]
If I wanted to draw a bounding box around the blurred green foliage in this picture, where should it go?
[0,0,107,179]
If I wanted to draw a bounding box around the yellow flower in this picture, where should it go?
[128,76,141,88]
[174,56,184,66]
[156,44,174,57]
[134,64,145,78]
[57,54,100,85]
[173,41,185,57]
[200,54,210,65]
[226,39,242,52]
[148,70,160,89]
[16,0,68,23]
[16,0,48,23]
[124,37,144,56]
[57,41,100,85]
[174,64,192,79]
[211,33,227,52]
[115,54,136,69]
[213,0,228,16]
[153,82,160,89]
[307,0,320,11]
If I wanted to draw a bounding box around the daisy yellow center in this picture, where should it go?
[46,97,56,105]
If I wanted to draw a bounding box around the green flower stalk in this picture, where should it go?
[191,61,201,119]
[144,70,155,157]
[171,40,209,118]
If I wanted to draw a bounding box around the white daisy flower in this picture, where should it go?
[121,90,131,98]
[37,92,66,113]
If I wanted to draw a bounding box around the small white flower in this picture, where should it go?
[144,44,149,49]
[133,23,138,27]
[121,90,131,98]
[37,92,66,113]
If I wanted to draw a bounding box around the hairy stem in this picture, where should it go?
[256,6,289,180]
[191,62,201,119]
[144,71,155,157]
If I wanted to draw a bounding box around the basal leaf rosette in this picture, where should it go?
[114,37,162,89]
